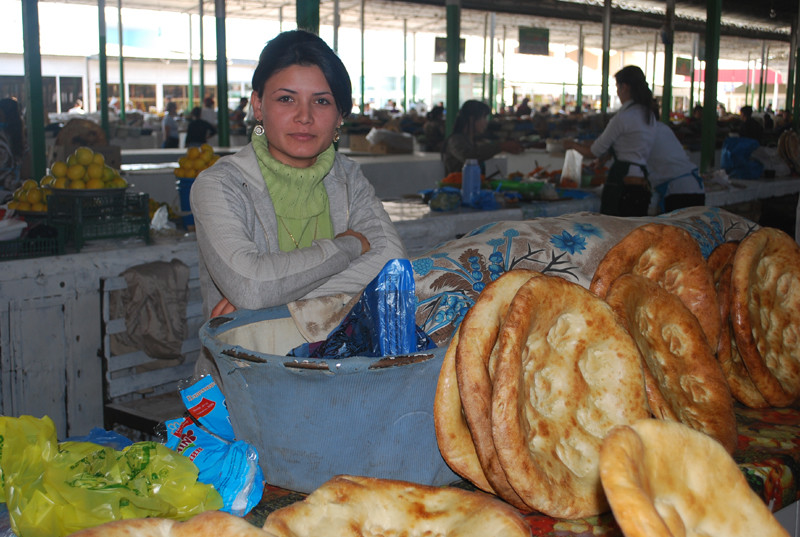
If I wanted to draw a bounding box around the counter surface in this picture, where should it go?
[243,406,800,536]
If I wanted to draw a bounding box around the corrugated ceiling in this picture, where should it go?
[43,0,796,65]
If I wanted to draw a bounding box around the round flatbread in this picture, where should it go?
[68,510,274,537]
[455,270,540,511]
[715,263,771,409]
[491,275,649,519]
[590,223,721,351]
[707,241,739,283]
[600,419,790,537]
[433,328,494,493]
[262,475,531,537]
[708,241,769,408]
[606,273,737,454]
[731,227,800,407]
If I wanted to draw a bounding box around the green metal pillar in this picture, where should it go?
[488,13,495,113]
[577,26,583,112]
[661,0,674,123]
[700,0,721,174]
[786,18,796,119]
[199,0,205,103]
[745,53,751,107]
[360,0,365,115]
[481,13,488,103]
[499,25,506,111]
[215,0,229,146]
[758,41,766,111]
[117,0,125,122]
[297,0,320,34]
[794,51,800,130]
[762,47,770,111]
[445,0,460,136]
[21,0,46,180]
[188,14,194,111]
[98,0,110,139]
[601,0,611,115]
[403,20,408,113]
[689,34,697,112]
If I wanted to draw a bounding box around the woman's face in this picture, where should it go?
[616,81,631,103]
[252,64,342,168]
[474,114,489,134]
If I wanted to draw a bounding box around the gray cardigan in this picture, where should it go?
[190,144,407,319]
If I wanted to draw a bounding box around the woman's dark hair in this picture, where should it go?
[451,100,490,138]
[252,30,352,119]
[190,106,202,119]
[614,65,656,123]
[0,98,24,157]
[426,105,444,121]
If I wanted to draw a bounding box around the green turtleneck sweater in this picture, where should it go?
[252,132,335,251]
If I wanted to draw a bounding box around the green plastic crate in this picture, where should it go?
[47,190,151,252]
[0,226,65,260]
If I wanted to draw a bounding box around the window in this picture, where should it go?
[163,85,189,115]
[128,84,155,113]
[60,76,83,113]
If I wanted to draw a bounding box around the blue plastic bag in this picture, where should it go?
[290,258,435,358]
[720,137,764,179]
[164,377,265,516]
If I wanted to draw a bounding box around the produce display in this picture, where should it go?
[48,146,128,191]
[6,178,49,213]
[6,146,127,213]
[173,144,220,178]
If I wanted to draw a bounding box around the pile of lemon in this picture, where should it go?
[7,179,50,213]
[45,146,128,191]
[174,144,220,179]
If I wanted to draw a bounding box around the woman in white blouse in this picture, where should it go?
[564,65,657,216]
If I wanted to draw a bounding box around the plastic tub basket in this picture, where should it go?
[199,305,458,493]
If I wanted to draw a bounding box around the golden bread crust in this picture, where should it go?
[433,329,495,493]
[490,275,649,519]
[455,270,541,511]
[600,419,790,537]
[261,475,531,537]
[590,223,721,351]
[606,274,737,453]
[731,227,800,407]
[711,250,771,409]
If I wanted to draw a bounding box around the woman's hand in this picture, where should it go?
[211,297,237,317]
[500,140,524,154]
[337,229,371,255]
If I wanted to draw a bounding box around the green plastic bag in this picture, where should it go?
[0,415,223,537]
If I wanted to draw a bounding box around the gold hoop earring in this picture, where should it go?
[254,123,265,136]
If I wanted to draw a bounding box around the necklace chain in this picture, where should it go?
[278,216,317,250]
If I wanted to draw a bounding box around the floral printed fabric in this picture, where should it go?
[412,206,759,347]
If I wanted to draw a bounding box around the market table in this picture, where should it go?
[243,405,800,536]
[705,177,800,207]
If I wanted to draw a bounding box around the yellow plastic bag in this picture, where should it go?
[0,415,223,537]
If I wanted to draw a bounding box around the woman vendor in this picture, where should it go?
[563,65,657,216]
[647,120,705,213]
[441,100,523,175]
[190,30,406,324]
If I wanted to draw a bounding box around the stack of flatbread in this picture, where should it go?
[709,227,800,408]
[434,270,651,518]
[434,222,800,519]
[590,223,738,454]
